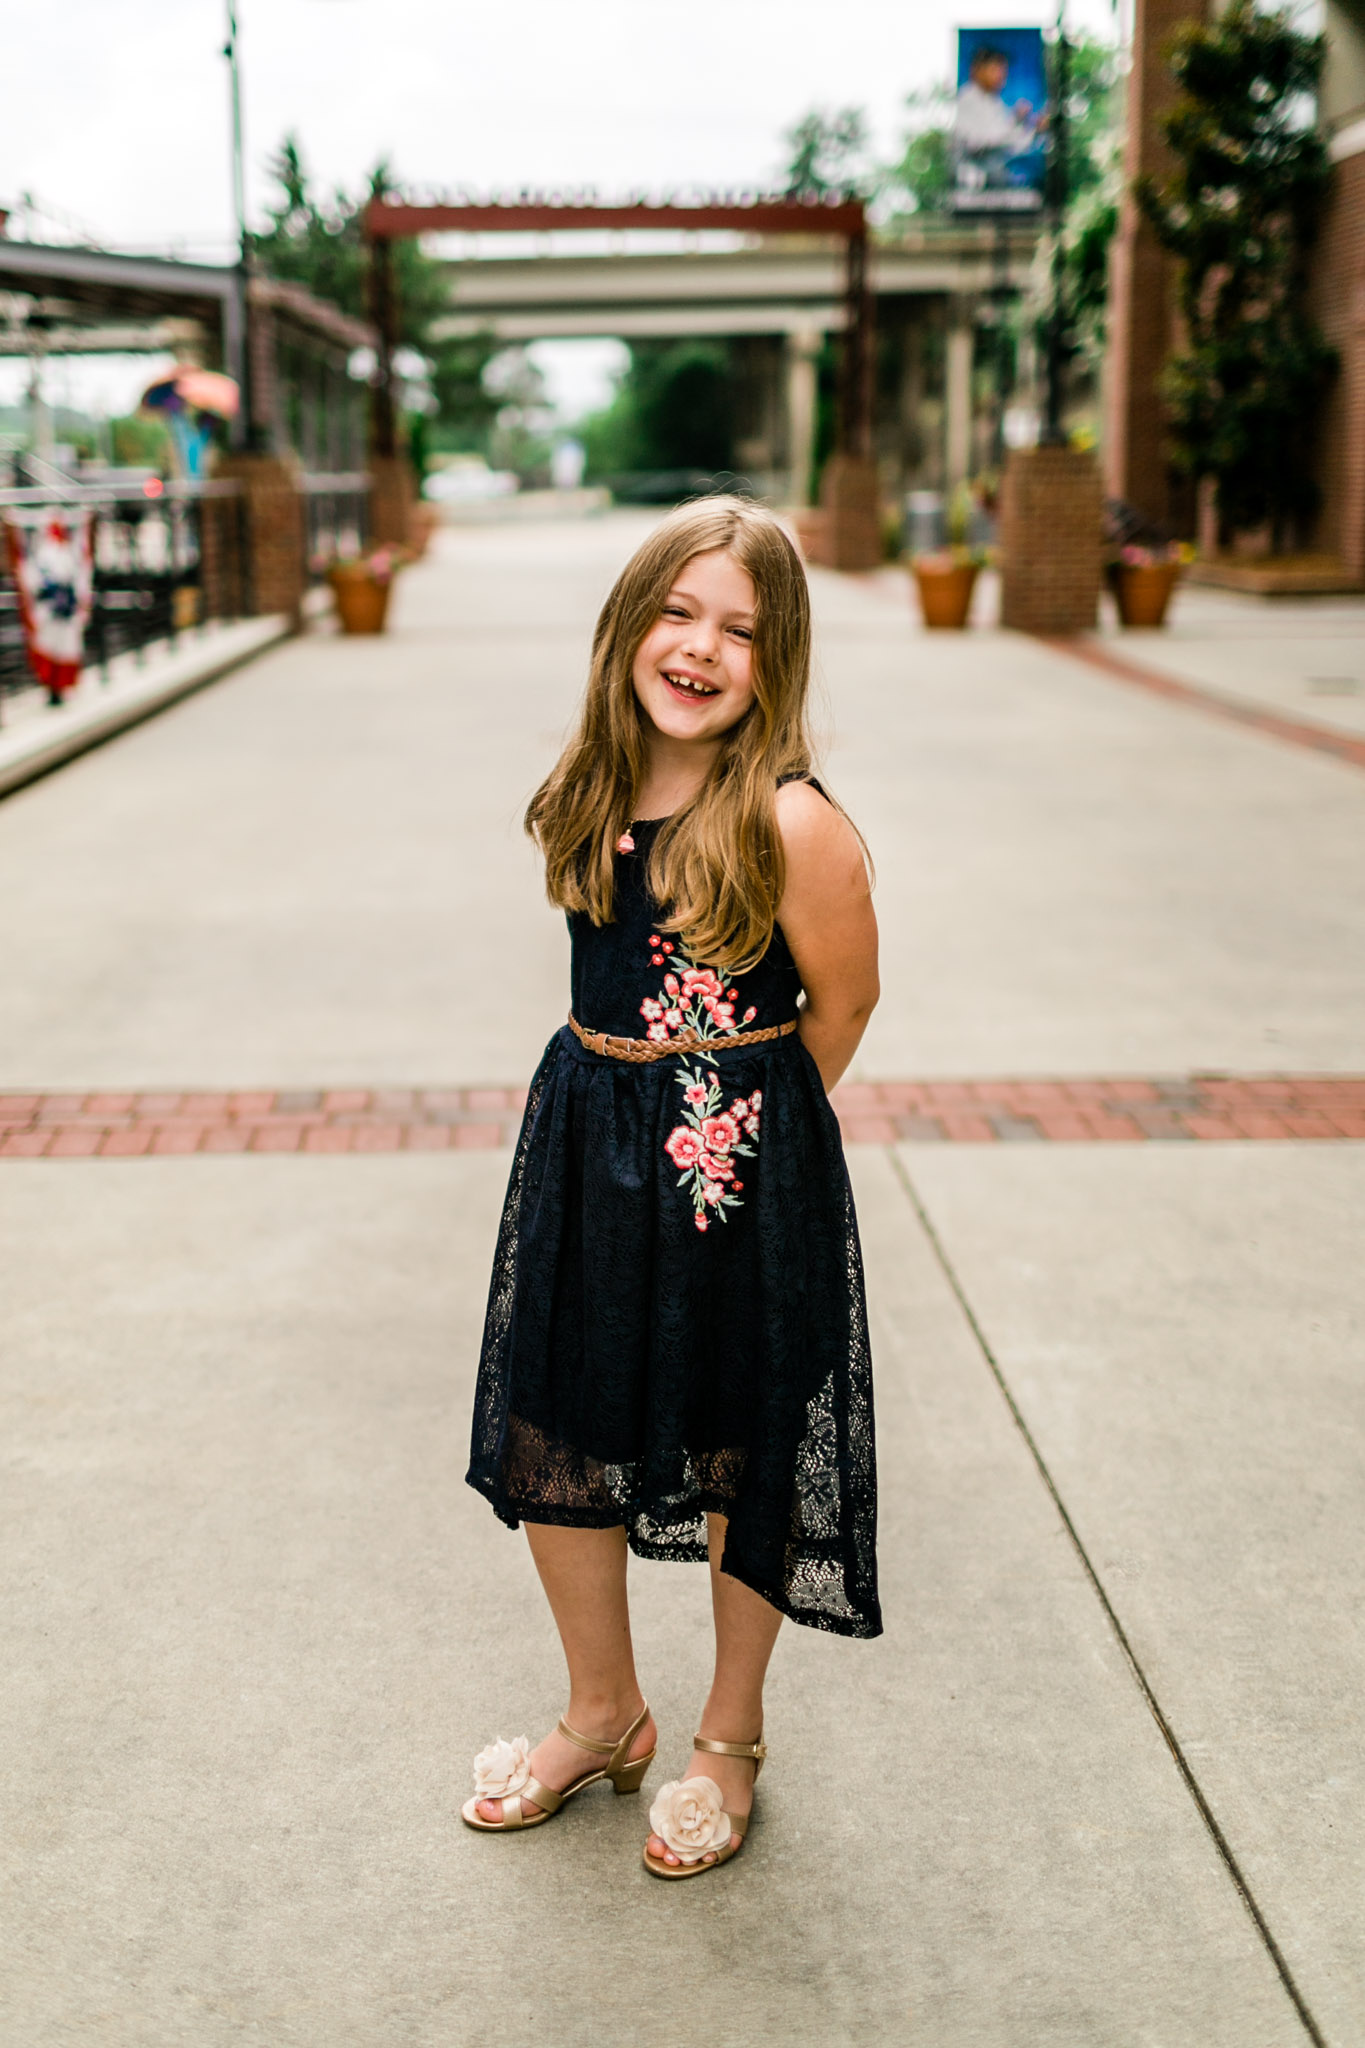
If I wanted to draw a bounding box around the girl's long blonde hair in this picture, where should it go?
[525,497,821,974]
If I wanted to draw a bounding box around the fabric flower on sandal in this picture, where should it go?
[648,1777,732,1864]
[472,1734,532,1800]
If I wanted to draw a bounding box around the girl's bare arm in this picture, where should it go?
[775,781,879,1093]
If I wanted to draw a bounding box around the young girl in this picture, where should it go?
[463,496,881,1878]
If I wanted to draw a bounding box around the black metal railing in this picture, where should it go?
[301,472,370,582]
[0,479,249,708]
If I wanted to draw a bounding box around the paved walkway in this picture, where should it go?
[1,517,1362,2046]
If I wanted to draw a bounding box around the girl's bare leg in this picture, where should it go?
[646,1512,783,1865]
[475,1522,655,1823]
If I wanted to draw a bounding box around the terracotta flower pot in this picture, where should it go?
[408,503,439,558]
[911,559,979,630]
[1110,561,1181,628]
[329,563,392,634]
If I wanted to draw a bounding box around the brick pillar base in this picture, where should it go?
[368,454,416,547]
[212,453,306,624]
[999,447,1103,634]
[198,491,250,621]
[817,454,882,571]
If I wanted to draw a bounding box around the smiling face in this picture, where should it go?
[971,53,1009,93]
[631,548,757,747]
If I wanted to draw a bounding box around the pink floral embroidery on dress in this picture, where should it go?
[639,939,755,1047]
[643,938,763,1231]
[667,1073,762,1232]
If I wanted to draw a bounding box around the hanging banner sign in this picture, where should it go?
[3,507,95,698]
[950,27,1048,213]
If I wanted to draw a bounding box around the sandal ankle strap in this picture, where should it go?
[693,1733,767,1764]
[556,1718,617,1754]
[558,1700,650,1765]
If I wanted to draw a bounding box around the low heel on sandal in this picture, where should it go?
[642,1731,767,1880]
[611,1755,651,1794]
[461,1702,654,1833]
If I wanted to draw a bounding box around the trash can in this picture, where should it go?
[904,490,945,556]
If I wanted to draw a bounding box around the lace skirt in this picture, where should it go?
[465,1025,882,1639]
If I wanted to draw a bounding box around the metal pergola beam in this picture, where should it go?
[363,197,866,240]
[360,193,872,460]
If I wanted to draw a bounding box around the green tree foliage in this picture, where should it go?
[250,136,500,458]
[880,86,955,219]
[580,342,735,480]
[482,346,555,484]
[1058,182,1120,362]
[1063,36,1125,204]
[428,333,502,456]
[110,413,171,468]
[782,108,870,197]
[250,136,448,346]
[1138,0,1335,546]
[1047,41,1127,377]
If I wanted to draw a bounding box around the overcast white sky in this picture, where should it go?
[4,0,1120,255]
[1,0,1122,423]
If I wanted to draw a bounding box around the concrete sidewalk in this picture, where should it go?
[0,612,293,801]
[1096,579,1365,743]
[1,517,1361,2045]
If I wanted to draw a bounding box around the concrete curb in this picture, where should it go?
[0,613,293,801]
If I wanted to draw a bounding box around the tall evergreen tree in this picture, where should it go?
[781,109,870,197]
[248,137,498,457]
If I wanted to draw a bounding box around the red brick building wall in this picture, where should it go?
[1312,147,1365,577]
[1104,0,1208,529]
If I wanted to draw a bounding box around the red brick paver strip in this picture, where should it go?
[1043,634,1365,774]
[0,1078,1363,1158]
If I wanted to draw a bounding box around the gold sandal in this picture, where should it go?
[641,1731,766,1879]
[461,1702,654,1832]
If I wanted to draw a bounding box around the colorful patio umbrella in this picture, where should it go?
[140,366,240,478]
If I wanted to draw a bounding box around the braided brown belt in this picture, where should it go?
[568,1012,798,1064]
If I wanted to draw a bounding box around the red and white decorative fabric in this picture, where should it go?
[3,509,95,697]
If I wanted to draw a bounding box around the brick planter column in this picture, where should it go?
[818,453,882,570]
[212,453,307,625]
[368,454,416,548]
[197,491,249,622]
[999,446,1103,634]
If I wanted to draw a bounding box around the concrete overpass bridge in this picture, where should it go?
[429,221,1040,502]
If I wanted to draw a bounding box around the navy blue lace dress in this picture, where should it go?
[466,808,882,1640]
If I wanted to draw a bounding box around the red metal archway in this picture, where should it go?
[361,192,874,473]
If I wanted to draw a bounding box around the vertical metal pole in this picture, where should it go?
[858,228,876,462]
[222,275,247,450]
[839,220,874,460]
[223,4,254,448]
[991,216,1010,465]
[368,229,398,460]
[1042,3,1072,444]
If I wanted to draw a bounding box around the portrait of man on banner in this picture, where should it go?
[950,26,1048,212]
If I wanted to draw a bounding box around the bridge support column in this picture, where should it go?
[945,299,974,491]
[785,328,821,507]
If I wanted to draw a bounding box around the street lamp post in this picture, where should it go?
[222,4,254,448]
[1041,3,1072,445]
